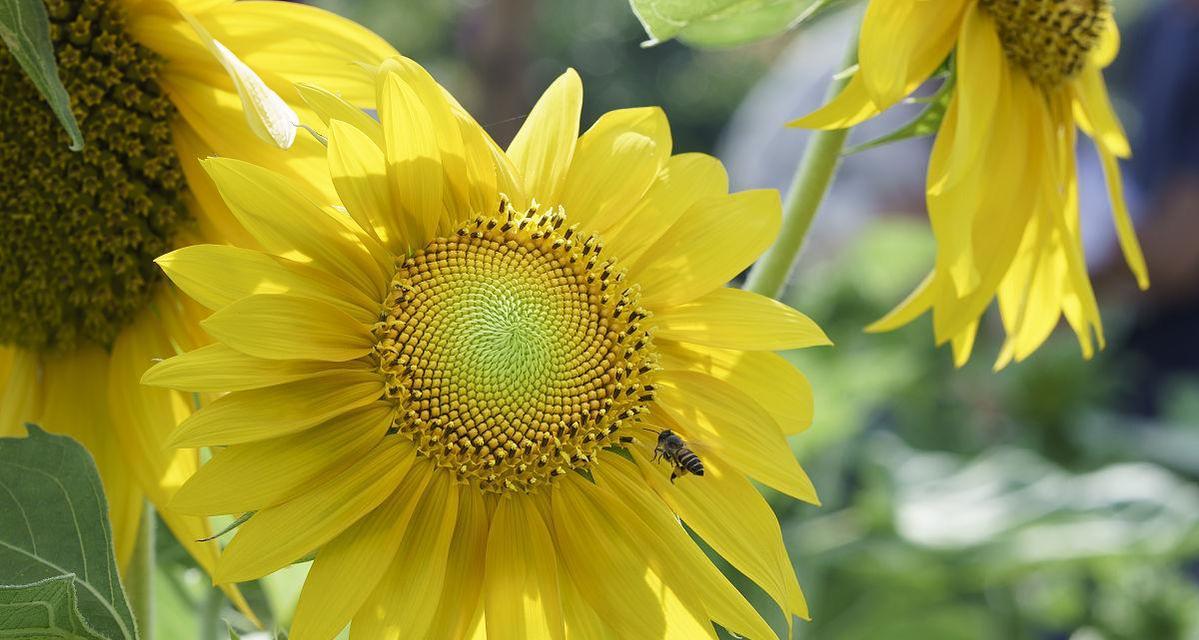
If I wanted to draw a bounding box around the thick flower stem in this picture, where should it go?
[745,36,859,299]
[126,500,156,640]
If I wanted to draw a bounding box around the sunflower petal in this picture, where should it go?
[216,439,415,582]
[142,343,333,392]
[653,370,818,504]
[1072,66,1131,159]
[603,153,728,267]
[552,474,715,640]
[658,341,813,435]
[328,119,400,247]
[634,451,809,625]
[559,107,670,233]
[425,488,490,640]
[651,287,831,351]
[167,370,382,448]
[201,294,374,362]
[633,190,780,308]
[1095,144,1148,289]
[352,468,458,639]
[507,69,582,206]
[169,403,391,515]
[595,455,776,640]
[484,497,565,640]
[290,461,433,640]
[157,244,379,322]
[201,157,387,299]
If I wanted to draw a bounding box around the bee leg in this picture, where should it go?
[669,469,679,483]
[618,436,635,444]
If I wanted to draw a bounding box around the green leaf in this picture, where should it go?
[844,74,955,155]
[630,0,843,48]
[0,0,84,150]
[0,425,137,640]
[0,575,110,639]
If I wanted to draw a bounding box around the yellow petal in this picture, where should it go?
[1072,66,1131,159]
[379,56,472,230]
[791,0,962,130]
[170,403,391,515]
[860,0,968,108]
[595,455,776,640]
[377,72,444,248]
[290,461,434,640]
[507,70,583,206]
[558,107,671,233]
[0,348,40,436]
[196,0,397,106]
[658,341,813,435]
[866,271,937,333]
[168,370,382,448]
[201,294,374,362]
[651,287,831,351]
[653,370,818,503]
[560,568,618,640]
[551,474,715,640]
[157,244,380,323]
[1091,18,1120,68]
[328,119,400,247]
[634,451,809,624]
[352,468,458,640]
[107,304,257,621]
[201,157,387,300]
[424,488,490,640]
[216,439,415,582]
[37,346,143,571]
[1095,144,1148,290]
[603,153,728,267]
[484,496,565,640]
[633,190,781,308]
[296,82,384,147]
[143,343,333,392]
[936,1,1004,191]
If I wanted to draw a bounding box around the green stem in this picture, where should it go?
[744,35,859,299]
[198,588,224,640]
[126,501,155,640]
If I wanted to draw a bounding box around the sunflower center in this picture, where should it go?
[373,203,656,494]
[979,0,1108,88]
[0,0,189,351]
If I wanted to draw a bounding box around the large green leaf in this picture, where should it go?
[0,575,110,639]
[630,0,842,48]
[0,425,137,640]
[0,0,84,150]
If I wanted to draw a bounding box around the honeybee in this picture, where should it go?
[652,429,704,483]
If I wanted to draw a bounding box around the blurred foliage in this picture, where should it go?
[767,220,1199,639]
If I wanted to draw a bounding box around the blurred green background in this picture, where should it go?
[155,1,1199,638]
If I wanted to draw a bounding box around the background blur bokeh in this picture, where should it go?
[157,1,1199,638]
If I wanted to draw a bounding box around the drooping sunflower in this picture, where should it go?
[0,0,396,593]
[795,0,1148,367]
[144,56,828,639]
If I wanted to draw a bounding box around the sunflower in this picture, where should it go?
[794,0,1148,367]
[144,55,828,639]
[0,0,397,597]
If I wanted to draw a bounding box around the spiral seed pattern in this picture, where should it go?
[373,201,656,493]
[0,0,188,350]
[979,0,1109,88]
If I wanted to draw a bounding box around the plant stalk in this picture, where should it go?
[126,500,155,640]
[744,35,859,299]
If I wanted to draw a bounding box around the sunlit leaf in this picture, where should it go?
[0,0,83,150]
[0,425,137,640]
[0,575,110,639]
[630,0,844,48]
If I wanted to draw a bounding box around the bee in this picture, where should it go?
[652,429,704,483]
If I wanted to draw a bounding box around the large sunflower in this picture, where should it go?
[795,0,1148,366]
[0,0,396,594]
[145,56,828,639]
